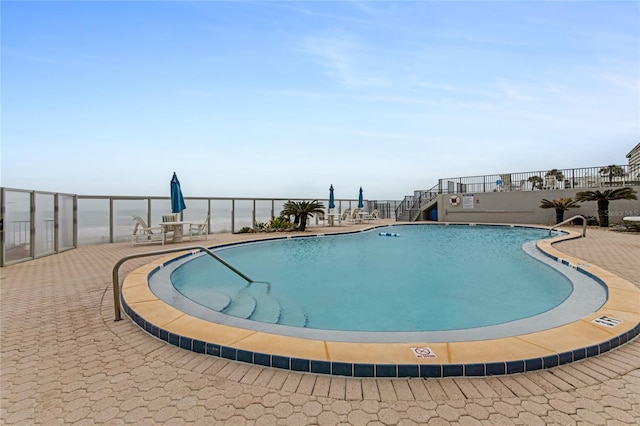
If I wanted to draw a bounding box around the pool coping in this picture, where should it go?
[147,230,607,343]
[120,223,640,378]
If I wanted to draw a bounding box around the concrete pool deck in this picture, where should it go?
[1,220,639,424]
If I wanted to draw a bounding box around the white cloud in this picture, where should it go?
[301,35,388,87]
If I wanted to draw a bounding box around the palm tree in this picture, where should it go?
[599,165,625,186]
[544,169,565,189]
[280,200,325,231]
[575,187,638,227]
[281,201,300,226]
[545,169,565,182]
[539,197,579,224]
[527,176,544,190]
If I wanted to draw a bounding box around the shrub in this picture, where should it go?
[268,216,292,230]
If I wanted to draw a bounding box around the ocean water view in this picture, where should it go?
[1,188,391,265]
[74,198,369,245]
[5,160,640,267]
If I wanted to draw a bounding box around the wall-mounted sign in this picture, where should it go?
[463,194,474,209]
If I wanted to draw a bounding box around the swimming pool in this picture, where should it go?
[167,225,584,333]
[123,223,640,377]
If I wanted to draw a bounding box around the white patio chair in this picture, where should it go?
[351,208,362,224]
[189,214,209,241]
[544,175,558,190]
[337,209,351,224]
[499,174,512,191]
[131,216,169,246]
[161,213,181,232]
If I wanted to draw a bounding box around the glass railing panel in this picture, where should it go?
[179,199,208,223]
[59,195,74,249]
[254,200,274,227]
[233,200,254,231]
[150,198,172,226]
[78,198,110,245]
[5,190,31,263]
[114,199,149,243]
[273,200,288,216]
[34,193,55,257]
[211,199,232,233]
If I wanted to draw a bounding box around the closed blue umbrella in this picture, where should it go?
[358,187,364,209]
[329,185,335,209]
[170,172,186,214]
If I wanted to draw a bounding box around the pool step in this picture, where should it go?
[182,289,231,312]
[244,284,281,324]
[276,295,308,327]
[222,292,256,319]
[221,285,307,327]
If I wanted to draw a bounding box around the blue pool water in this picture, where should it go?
[169,225,574,332]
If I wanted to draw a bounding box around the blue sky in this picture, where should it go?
[2,1,639,200]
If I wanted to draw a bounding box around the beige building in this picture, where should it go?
[628,142,640,180]
[429,143,640,225]
[435,186,640,225]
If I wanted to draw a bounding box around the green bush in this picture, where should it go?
[268,216,291,230]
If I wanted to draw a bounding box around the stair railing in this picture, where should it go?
[549,215,587,237]
[396,183,441,221]
[112,245,253,321]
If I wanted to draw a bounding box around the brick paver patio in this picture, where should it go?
[1,223,638,424]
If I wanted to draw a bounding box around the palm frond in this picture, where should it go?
[575,187,638,202]
[539,197,579,211]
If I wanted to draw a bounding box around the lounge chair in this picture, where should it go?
[368,209,380,222]
[338,208,351,224]
[544,175,558,190]
[351,208,362,224]
[189,214,210,241]
[622,216,640,232]
[499,174,512,191]
[131,216,169,246]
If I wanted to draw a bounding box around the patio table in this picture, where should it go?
[159,221,192,242]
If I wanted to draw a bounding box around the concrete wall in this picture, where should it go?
[435,186,640,225]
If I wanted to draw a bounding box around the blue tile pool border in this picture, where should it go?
[122,297,640,378]
[123,223,640,378]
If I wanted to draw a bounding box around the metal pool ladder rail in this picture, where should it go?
[112,245,253,321]
[549,215,587,237]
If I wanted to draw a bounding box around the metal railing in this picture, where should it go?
[396,163,640,221]
[1,187,77,267]
[75,195,369,245]
[395,183,440,221]
[1,189,376,266]
[112,245,255,321]
[5,162,636,264]
[549,215,587,237]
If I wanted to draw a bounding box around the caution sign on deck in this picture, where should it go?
[411,347,437,358]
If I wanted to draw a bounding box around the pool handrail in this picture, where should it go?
[549,215,586,237]
[112,245,253,321]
